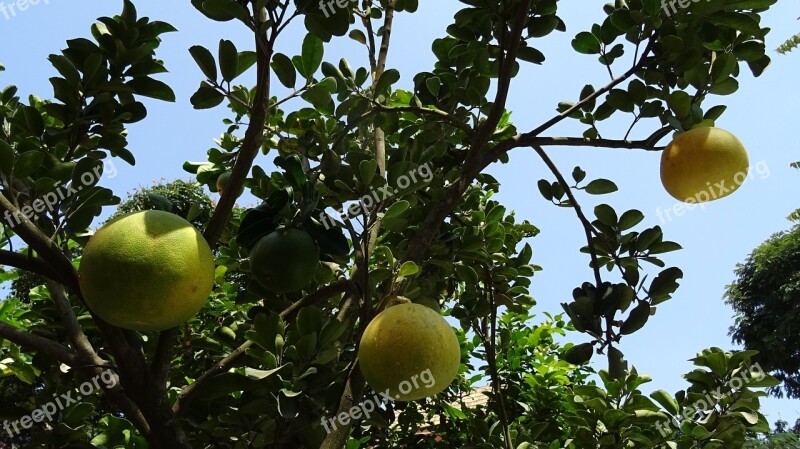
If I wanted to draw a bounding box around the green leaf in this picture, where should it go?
[200,0,250,22]
[704,105,727,121]
[384,200,409,218]
[650,390,680,416]
[620,301,650,335]
[13,151,45,177]
[127,77,176,102]
[374,69,400,97]
[608,346,627,380]
[398,261,419,278]
[189,45,217,81]
[648,267,683,304]
[572,166,587,183]
[594,204,617,227]
[349,29,367,45]
[563,343,594,364]
[710,78,739,95]
[271,53,296,89]
[454,264,479,284]
[301,84,333,108]
[537,179,553,201]
[219,39,239,82]
[517,46,545,64]
[236,51,257,78]
[618,210,644,231]
[301,34,324,79]
[584,179,618,195]
[190,82,225,109]
[572,32,601,54]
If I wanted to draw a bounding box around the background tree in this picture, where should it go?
[725,225,800,399]
[0,0,784,448]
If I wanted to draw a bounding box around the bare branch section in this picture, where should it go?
[530,146,602,286]
[484,38,657,165]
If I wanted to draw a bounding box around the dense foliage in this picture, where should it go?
[725,224,800,399]
[0,0,786,448]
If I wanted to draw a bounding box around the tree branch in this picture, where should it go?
[530,146,602,286]
[402,3,531,266]
[0,321,81,366]
[0,249,66,284]
[319,3,400,447]
[44,280,152,436]
[172,279,354,415]
[0,193,80,291]
[471,0,531,148]
[521,133,668,150]
[483,38,656,165]
[203,32,273,247]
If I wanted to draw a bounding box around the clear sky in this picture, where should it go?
[2,0,799,428]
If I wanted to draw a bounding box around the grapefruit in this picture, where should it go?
[250,228,320,292]
[78,210,215,331]
[216,171,243,198]
[358,300,461,401]
[660,127,749,203]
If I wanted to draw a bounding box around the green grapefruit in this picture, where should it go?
[78,210,215,331]
[250,228,320,292]
[358,301,461,401]
[216,171,243,198]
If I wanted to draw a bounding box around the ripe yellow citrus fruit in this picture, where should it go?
[358,301,461,401]
[250,228,320,292]
[78,210,215,331]
[660,127,749,203]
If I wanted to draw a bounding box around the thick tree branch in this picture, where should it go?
[0,249,65,284]
[45,281,104,366]
[203,33,273,247]
[522,132,669,150]
[403,3,531,265]
[151,327,179,389]
[44,281,152,435]
[471,0,531,148]
[0,321,81,366]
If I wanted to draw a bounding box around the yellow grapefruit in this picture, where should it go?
[78,210,215,331]
[358,301,461,401]
[660,127,749,202]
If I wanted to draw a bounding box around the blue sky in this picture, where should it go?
[2,0,799,428]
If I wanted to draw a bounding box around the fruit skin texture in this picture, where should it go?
[660,127,749,203]
[250,228,320,292]
[358,303,461,401]
[78,210,215,332]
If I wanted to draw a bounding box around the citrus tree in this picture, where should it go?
[0,0,783,448]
